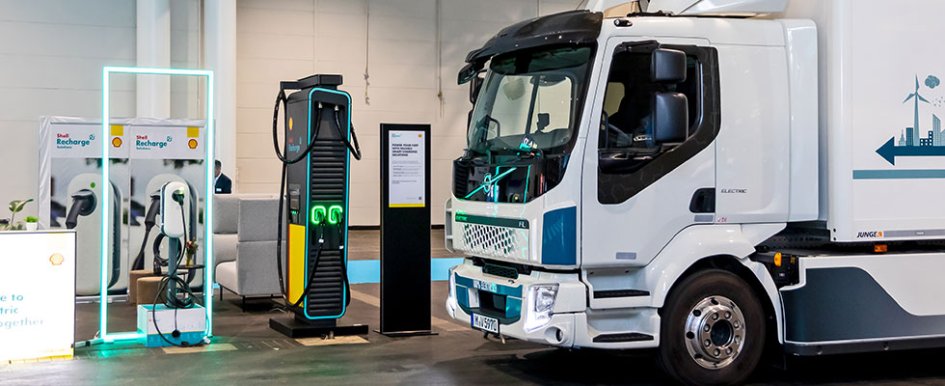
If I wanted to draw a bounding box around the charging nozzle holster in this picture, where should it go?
[65,189,97,230]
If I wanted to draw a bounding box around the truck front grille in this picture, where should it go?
[459,223,529,261]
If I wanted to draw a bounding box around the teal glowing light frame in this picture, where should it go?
[100,66,215,343]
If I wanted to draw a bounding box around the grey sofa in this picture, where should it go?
[213,194,284,306]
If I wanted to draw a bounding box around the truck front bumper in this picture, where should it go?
[445,259,659,349]
[446,260,579,347]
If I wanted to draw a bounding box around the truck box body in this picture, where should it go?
[784,0,945,242]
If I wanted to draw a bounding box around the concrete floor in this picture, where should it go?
[4,231,945,385]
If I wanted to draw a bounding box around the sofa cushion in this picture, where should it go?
[213,195,240,234]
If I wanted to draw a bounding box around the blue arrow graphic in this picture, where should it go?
[877,137,945,165]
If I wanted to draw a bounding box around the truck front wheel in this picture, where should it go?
[658,269,765,385]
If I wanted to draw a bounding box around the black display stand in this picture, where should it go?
[378,123,436,337]
[269,316,369,338]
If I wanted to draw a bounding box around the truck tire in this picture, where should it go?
[658,269,765,386]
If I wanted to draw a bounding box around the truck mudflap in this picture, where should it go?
[446,261,660,349]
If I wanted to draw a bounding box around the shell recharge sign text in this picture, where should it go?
[128,126,204,160]
[55,132,94,150]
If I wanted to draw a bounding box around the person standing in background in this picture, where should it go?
[215,160,232,194]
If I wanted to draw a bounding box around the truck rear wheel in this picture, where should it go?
[658,269,765,385]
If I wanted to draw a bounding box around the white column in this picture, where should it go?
[204,0,238,189]
[136,0,171,118]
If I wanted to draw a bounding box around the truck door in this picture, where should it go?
[581,39,721,268]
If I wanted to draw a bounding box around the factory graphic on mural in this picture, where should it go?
[877,75,945,165]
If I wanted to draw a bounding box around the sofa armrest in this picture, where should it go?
[213,234,239,266]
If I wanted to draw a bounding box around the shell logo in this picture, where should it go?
[188,139,198,149]
[49,253,64,266]
[112,137,122,148]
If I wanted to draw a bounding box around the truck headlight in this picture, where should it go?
[524,284,558,332]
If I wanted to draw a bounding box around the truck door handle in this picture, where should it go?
[689,188,715,213]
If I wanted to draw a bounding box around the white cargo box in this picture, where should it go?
[784,0,945,242]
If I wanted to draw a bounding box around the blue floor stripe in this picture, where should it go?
[347,257,465,284]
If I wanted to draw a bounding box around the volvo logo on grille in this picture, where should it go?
[482,173,496,200]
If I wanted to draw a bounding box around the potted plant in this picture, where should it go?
[0,199,33,231]
[24,216,38,231]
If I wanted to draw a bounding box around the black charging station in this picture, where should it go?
[269,74,368,338]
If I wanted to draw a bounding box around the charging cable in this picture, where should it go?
[132,195,161,271]
[333,105,362,160]
[272,92,322,300]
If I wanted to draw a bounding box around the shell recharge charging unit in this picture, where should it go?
[269,74,368,337]
[136,181,207,348]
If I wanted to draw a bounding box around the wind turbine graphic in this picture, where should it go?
[877,75,945,164]
[903,75,930,146]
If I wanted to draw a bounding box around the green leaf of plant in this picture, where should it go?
[9,199,33,214]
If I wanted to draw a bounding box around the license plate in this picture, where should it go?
[471,313,499,334]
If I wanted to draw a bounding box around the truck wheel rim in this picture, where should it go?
[683,295,746,370]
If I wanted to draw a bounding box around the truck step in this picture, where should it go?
[592,332,654,343]
[593,289,650,298]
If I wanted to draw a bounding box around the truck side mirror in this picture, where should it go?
[458,62,477,84]
[651,48,687,83]
[469,75,484,104]
[653,92,689,143]
[537,113,550,132]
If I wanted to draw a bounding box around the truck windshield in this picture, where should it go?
[468,45,593,154]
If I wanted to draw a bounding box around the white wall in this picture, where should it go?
[0,0,137,217]
[0,0,203,220]
[235,0,583,226]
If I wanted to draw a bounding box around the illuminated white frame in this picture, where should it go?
[100,66,215,343]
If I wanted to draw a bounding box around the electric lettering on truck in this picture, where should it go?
[443,1,945,384]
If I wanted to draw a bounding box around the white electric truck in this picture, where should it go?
[444,0,945,384]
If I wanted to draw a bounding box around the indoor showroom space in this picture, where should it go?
[4,0,945,385]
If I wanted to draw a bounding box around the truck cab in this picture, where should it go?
[445,0,945,384]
